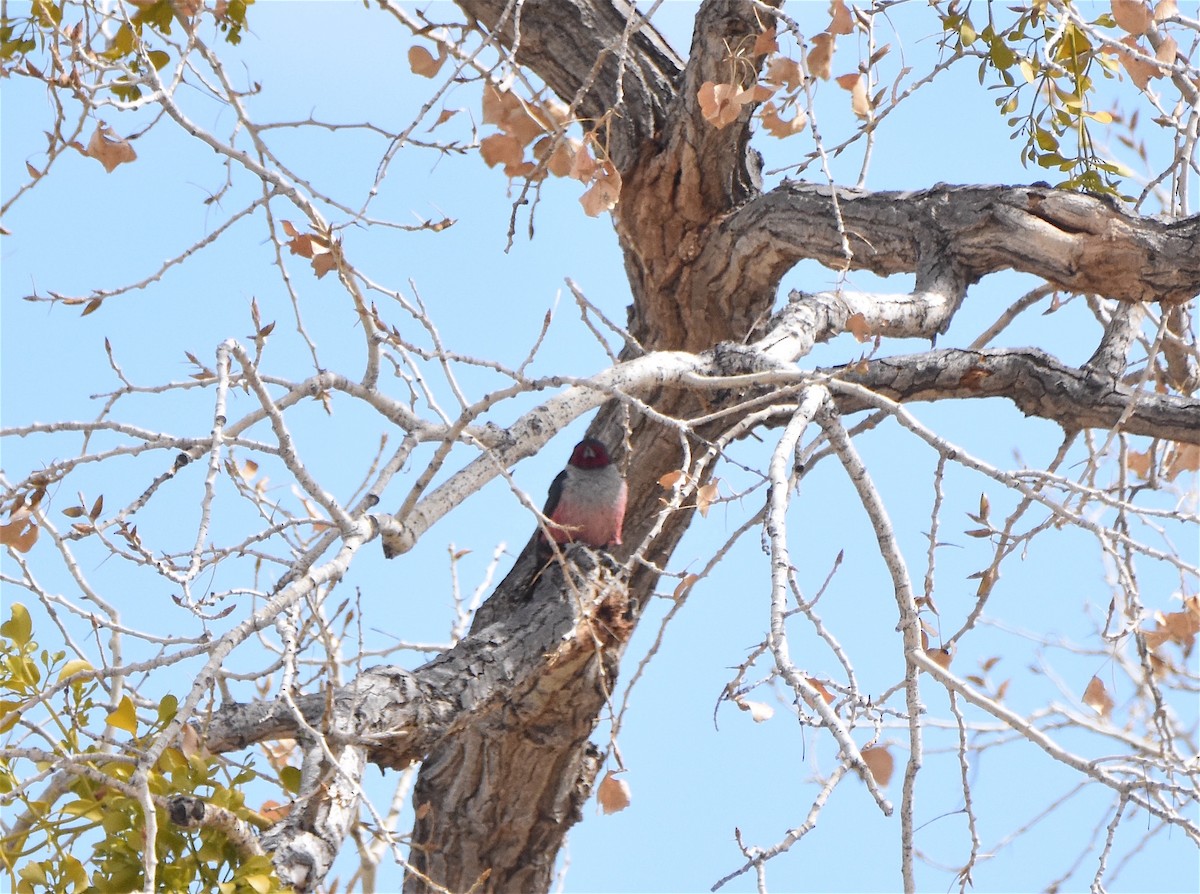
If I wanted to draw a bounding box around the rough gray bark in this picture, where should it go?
[197,1,1199,891]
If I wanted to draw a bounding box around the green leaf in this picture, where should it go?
[2,603,32,648]
[279,765,301,794]
[245,874,273,894]
[989,40,1016,70]
[106,695,138,734]
[157,693,178,724]
[1034,128,1059,151]
[58,658,93,682]
[0,700,21,733]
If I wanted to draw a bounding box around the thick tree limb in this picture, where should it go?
[725,182,1200,305]
[825,348,1200,445]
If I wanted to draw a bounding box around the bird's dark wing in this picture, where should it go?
[542,469,567,518]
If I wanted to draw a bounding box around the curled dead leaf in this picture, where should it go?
[737,699,775,722]
[1154,0,1178,21]
[673,574,700,600]
[83,124,137,173]
[829,0,854,35]
[597,770,631,814]
[0,508,38,553]
[846,312,872,342]
[1111,0,1153,34]
[860,745,894,786]
[579,163,621,216]
[836,73,871,118]
[696,479,719,517]
[926,645,954,670]
[808,33,835,81]
[802,677,835,708]
[1114,35,1160,89]
[766,57,803,91]
[753,28,778,56]
[1164,443,1199,481]
[658,469,686,489]
[258,800,292,823]
[1082,675,1115,718]
[698,81,753,129]
[479,133,525,171]
[407,45,445,78]
[761,101,807,138]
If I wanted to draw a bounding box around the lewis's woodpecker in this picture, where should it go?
[541,437,627,549]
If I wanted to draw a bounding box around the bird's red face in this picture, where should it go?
[570,438,611,469]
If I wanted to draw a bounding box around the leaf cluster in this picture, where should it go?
[1,605,287,894]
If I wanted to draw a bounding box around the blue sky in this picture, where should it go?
[2,2,1196,892]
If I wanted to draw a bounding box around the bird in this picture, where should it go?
[540,437,627,549]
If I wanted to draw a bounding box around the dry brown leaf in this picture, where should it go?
[311,250,336,280]
[1145,602,1200,652]
[1155,34,1178,65]
[429,108,460,131]
[1164,443,1199,480]
[804,677,835,706]
[926,646,954,670]
[846,312,872,342]
[180,723,207,760]
[479,133,524,170]
[568,142,598,182]
[808,33,835,81]
[1126,448,1152,479]
[1082,675,1115,718]
[407,45,444,78]
[597,770,631,814]
[1154,0,1179,21]
[534,136,576,178]
[258,800,291,823]
[829,0,854,35]
[498,104,546,147]
[753,27,779,56]
[0,509,38,553]
[761,101,807,137]
[1111,0,1153,34]
[861,746,894,786]
[1161,607,1200,645]
[698,81,752,129]
[738,699,775,722]
[1115,35,1160,88]
[83,124,137,173]
[845,75,871,118]
[658,469,686,489]
[697,479,719,517]
[766,57,803,90]
[579,163,621,216]
[673,574,700,600]
[481,85,522,126]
